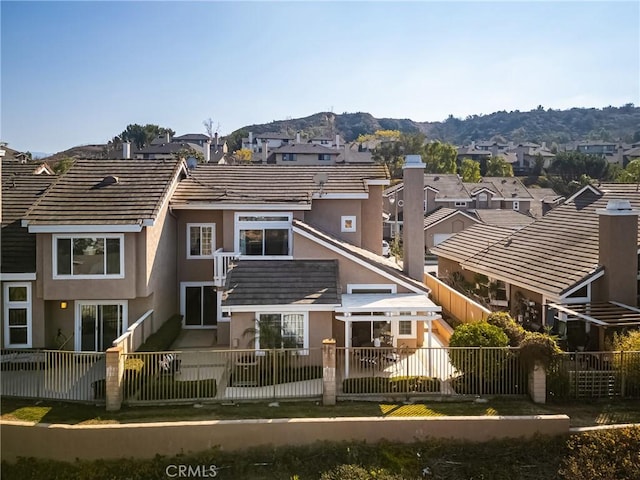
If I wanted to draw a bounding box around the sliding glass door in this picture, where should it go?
[77,302,126,351]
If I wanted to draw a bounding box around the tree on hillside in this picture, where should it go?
[423,141,457,174]
[372,141,405,179]
[117,124,175,149]
[486,155,514,177]
[460,158,481,182]
[547,151,610,184]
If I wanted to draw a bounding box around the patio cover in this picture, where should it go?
[335,294,442,318]
[548,301,640,327]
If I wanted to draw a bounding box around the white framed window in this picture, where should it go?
[53,234,124,279]
[454,201,467,207]
[187,223,215,259]
[478,193,488,202]
[512,201,520,211]
[3,283,32,348]
[235,213,292,258]
[255,312,308,352]
[282,153,297,161]
[394,312,416,338]
[75,300,127,351]
[341,215,357,233]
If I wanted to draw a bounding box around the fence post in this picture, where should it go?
[528,361,547,404]
[322,338,337,406]
[105,345,124,411]
[620,351,626,398]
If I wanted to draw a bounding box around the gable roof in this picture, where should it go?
[23,158,184,228]
[434,183,640,299]
[171,164,389,207]
[424,174,471,200]
[465,177,534,200]
[222,260,339,307]
[423,207,478,230]
[2,160,57,272]
[474,209,536,229]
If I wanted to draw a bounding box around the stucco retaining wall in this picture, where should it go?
[1,415,570,462]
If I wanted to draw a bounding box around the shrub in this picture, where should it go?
[137,314,182,352]
[519,332,561,369]
[559,426,640,480]
[487,312,526,347]
[449,322,509,349]
[320,464,406,480]
[610,330,640,395]
[342,376,439,394]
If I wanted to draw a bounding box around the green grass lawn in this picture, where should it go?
[2,397,639,427]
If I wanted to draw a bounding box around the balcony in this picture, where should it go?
[213,249,240,287]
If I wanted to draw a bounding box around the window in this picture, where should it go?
[318,154,331,161]
[341,215,356,233]
[3,283,31,348]
[256,313,307,351]
[478,193,488,202]
[76,301,127,351]
[398,321,412,335]
[187,224,215,258]
[54,235,123,278]
[235,213,292,258]
[512,201,520,211]
[282,153,297,161]
[454,201,467,207]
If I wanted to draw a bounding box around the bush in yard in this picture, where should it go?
[486,311,526,347]
[559,426,640,480]
[609,329,640,395]
[519,331,561,369]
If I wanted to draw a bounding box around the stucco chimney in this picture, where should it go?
[296,131,301,144]
[204,140,211,163]
[122,141,131,159]
[214,132,219,147]
[596,199,639,306]
[263,143,268,163]
[249,132,254,150]
[335,134,340,149]
[402,154,426,281]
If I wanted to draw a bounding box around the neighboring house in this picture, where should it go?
[527,188,564,218]
[456,141,554,175]
[11,159,185,351]
[241,132,294,154]
[431,183,640,350]
[267,143,341,165]
[423,207,479,251]
[133,133,227,163]
[573,141,625,165]
[472,209,536,229]
[170,162,441,351]
[1,160,56,349]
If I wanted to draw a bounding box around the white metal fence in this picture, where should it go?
[1,349,106,403]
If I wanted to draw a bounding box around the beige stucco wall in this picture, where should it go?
[0,415,570,462]
[361,185,383,255]
[304,199,362,247]
[176,210,224,283]
[425,216,477,250]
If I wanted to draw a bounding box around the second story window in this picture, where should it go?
[187,224,215,258]
[318,154,331,161]
[53,235,124,279]
[512,201,520,211]
[235,213,292,258]
[282,153,297,162]
[454,201,467,207]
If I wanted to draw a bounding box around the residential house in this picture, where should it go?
[431,183,640,350]
[241,132,294,154]
[1,160,56,349]
[267,143,341,165]
[12,159,184,351]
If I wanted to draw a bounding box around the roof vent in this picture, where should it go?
[101,175,119,186]
[606,199,632,211]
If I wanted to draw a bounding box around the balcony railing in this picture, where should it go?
[213,249,240,287]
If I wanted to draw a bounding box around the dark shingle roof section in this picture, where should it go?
[222,260,340,306]
[437,183,640,297]
[430,224,514,265]
[23,158,183,225]
[474,209,536,229]
[171,164,389,206]
[2,161,57,272]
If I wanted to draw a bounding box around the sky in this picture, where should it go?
[1,1,639,154]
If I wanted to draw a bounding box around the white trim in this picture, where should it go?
[52,234,125,280]
[3,282,32,348]
[565,184,602,204]
[293,224,430,295]
[74,300,128,351]
[365,179,391,186]
[311,193,369,200]
[235,212,293,258]
[171,203,312,211]
[255,311,309,352]
[0,273,36,281]
[27,224,142,233]
[180,282,217,329]
[341,215,357,233]
[347,284,397,294]
[560,269,604,301]
[186,223,216,259]
[223,303,339,313]
[435,198,472,203]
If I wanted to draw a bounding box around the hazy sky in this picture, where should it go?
[1,1,639,154]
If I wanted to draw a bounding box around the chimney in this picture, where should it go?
[402,154,426,281]
[249,132,254,150]
[596,199,639,306]
[204,140,211,163]
[263,143,268,163]
[296,131,301,144]
[214,132,219,147]
[123,141,131,159]
[335,134,340,149]
[166,131,171,143]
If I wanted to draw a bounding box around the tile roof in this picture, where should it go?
[23,158,183,226]
[2,161,57,272]
[292,220,430,295]
[466,177,534,199]
[430,224,513,265]
[473,209,536,229]
[434,183,640,298]
[222,260,339,306]
[171,164,389,206]
[424,174,470,199]
[423,207,478,229]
